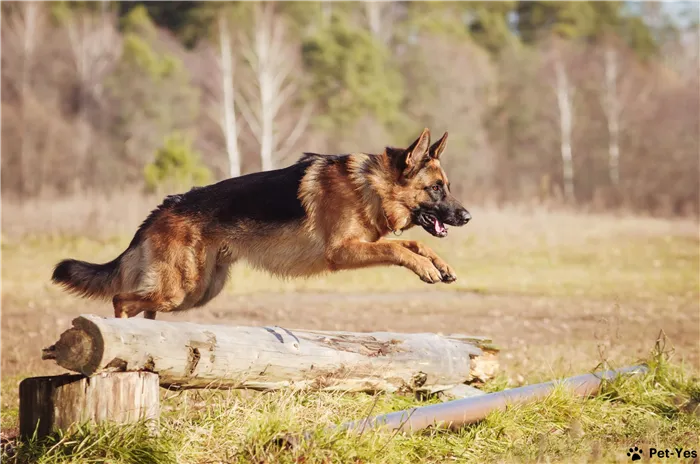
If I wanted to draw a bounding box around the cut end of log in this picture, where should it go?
[42,318,105,375]
[470,351,500,383]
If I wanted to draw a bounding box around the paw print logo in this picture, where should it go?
[627,446,642,461]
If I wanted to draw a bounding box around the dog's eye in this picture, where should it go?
[431,185,440,192]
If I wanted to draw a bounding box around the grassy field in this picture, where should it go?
[1,195,698,463]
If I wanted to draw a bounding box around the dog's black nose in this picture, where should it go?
[457,209,471,225]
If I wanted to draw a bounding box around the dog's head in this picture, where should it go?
[387,128,471,237]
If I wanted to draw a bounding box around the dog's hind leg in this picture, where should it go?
[113,289,186,319]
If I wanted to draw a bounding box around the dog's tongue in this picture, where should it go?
[434,218,446,235]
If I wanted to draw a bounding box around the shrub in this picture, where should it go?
[144,133,211,193]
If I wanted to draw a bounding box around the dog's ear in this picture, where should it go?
[429,132,448,160]
[403,128,431,178]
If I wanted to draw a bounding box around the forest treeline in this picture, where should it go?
[2,1,698,215]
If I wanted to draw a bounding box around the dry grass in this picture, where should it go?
[1,191,699,463]
[1,189,160,239]
[2,191,698,301]
[4,352,700,464]
[2,189,697,240]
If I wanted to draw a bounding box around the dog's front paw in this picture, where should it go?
[415,258,442,284]
[433,259,457,283]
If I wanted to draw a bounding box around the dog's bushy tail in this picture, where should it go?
[51,256,121,300]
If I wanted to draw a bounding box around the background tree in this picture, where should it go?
[301,11,403,149]
[516,1,597,43]
[484,44,552,203]
[467,1,518,55]
[106,5,199,184]
[1,0,697,215]
[399,34,496,197]
[1,1,45,199]
[363,1,402,45]
[52,1,121,188]
[237,2,312,171]
[144,133,211,193]
[217,10,241,177]
[550,39,576,202]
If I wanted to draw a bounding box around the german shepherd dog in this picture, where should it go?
[52,128,471,320]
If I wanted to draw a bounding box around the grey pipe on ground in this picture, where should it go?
[335,365,648,435]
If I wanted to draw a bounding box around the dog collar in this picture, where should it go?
[382,208,403,236]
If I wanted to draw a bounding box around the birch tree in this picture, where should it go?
[2,2,44,198]
[596,40,652,189]
[553,55,574,202]
[216,14,241,178]
[55,2,121,184]
[601,46,621,187]
[237,3,312,171]
[363,1,398,45]
[321,1,332,26]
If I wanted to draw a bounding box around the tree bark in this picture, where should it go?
[365,2,381,39]
[603,47,621,187]
[219,15,241,178]
[19,372,159,439]
[321,1,332,26]
[363,1,396,45]
[17,2,40,200]
[42,315,498,394]
[255,8,275,172]
[238,3,310,171]
[554,58,575,202]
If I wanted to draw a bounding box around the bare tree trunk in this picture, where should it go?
[365,1,381,38]
[62,5,120,189]
[554,58,575,202]
[603,47,621,187]
[364,1,396,45]
[321,1,332,26]
[238,4,312,171]
[18,2,40,200]
[219,16,241,178]
[255,8,275,172]
[69,14,90,188]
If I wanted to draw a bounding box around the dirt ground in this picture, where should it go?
[2,207,698,434]
[3,288,698,382]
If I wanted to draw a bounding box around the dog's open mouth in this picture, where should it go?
[419,213,448,238]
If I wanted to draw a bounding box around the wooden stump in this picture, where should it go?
[19,372,159,440]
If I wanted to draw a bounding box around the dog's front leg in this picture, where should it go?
[327,240,444,284]
[393,240,456,283]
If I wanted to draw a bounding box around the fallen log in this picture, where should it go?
[42,314,498,393]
